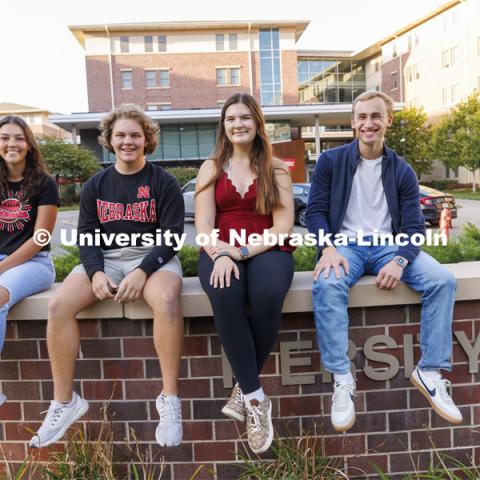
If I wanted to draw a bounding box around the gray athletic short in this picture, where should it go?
[71,246,182,284]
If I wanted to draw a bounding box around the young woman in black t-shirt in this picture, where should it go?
[0,116,59,405]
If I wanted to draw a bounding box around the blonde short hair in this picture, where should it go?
[352,91,394,116]
[98,103,160,155]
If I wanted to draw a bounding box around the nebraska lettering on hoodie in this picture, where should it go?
[77,162,184,280]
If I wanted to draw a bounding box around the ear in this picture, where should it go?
[386,114,394,128]
[350,114,356,130]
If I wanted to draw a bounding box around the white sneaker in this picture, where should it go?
[0,393,6,406]
[155,393,183,447]
[29,392,89,448]
[331,382,356,432]
[410,367,462,424]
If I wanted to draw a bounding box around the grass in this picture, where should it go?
[447,189,480,200]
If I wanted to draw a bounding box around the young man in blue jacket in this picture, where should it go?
[306,91,461,432]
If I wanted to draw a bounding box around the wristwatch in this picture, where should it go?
[393,256,409,268]
[239,246,250,259]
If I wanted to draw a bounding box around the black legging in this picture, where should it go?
[199,249,294,394]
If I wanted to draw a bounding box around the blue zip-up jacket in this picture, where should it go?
[305,139,425,263]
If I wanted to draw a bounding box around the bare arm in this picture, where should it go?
[195,160,219,259]
[0,205,57,275]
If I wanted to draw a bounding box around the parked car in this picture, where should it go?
[419,185,457,226]
[182,178,196,218]
[184,179,312,227]
[292,183,310,227]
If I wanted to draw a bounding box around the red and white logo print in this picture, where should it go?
[0,190,32,232]
[137,186,150,199]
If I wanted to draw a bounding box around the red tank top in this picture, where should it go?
[215,171,295,252]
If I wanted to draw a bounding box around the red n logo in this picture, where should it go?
[137,186,150,199]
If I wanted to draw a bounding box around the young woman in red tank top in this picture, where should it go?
[195,93,294,454]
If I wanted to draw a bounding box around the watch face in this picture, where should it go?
[240,246,249,257]
[395,256,407,267]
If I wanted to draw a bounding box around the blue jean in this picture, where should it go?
[0,252,55,354]
[312,244,456,374]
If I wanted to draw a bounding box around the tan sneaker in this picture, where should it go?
[221,384,245,422]
[245,396,273,454]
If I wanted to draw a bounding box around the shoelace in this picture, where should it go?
[332,383,355,410]
[246,405,262,433]
[159,396,181,423]
[233,385,243,406]
[437,378,453,403]
[40,404,68,428]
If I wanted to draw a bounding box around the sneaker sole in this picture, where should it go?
[155,432,181,447]
[332,413,356,433]
[410,374,462,425]
[30,400,89,448]
[221,405,245,422]
[249,400,273,455]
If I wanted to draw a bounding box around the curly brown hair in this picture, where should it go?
[98,104,159,155]
[0,115,50,201]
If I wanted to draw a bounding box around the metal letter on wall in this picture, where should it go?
[364,335,400,381]
[403,333,415,378]
[455,331,480,373]
[280,340,315,385]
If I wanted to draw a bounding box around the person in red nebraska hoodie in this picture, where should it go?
[31,104,185,449]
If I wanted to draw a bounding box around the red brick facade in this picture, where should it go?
[86,51,299,112]
[1,302,479,478]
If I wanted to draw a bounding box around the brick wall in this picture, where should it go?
[1,301,479,479]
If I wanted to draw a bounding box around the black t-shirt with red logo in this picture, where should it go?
[0,175,60,255]
[77,161,185,280]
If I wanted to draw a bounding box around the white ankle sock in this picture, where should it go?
[418,368,441,380]
[243,387,265,405]
[333,372,355,385]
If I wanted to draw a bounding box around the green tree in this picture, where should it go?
[39,136,100,181]
[431,93,480,192]
[385,107,432,179]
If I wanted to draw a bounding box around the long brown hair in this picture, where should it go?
[197,93,284,215]
[0,116,49,200]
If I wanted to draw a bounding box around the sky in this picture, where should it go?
[1,0,447,114]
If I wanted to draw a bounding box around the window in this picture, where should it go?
[443,85,452,105]
[408,35,413,51]
[216,34,224,51]
[451,46,459,66]
[216,67,240,86]
[452,83,460,104]
[146,103,171,111]
[159,70,169,87]
[158,35,167,52]
[442,50,450,69]
[391,72,398,90]
[120,36,129,53]
[374,61,380,72]
[229,33,238,50]
[392,43,397,58]
[406,64,420,82]
[442,47,459,69]
[144,36,153,53]
[415,33,420,47]
[145,70,157,87]
[121,70,133,89]
[375,85,380,92]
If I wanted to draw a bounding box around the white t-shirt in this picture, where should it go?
[340,156,393,237]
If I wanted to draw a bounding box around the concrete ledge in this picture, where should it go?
[8,261,480,320]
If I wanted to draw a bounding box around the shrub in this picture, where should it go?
[53,246,81,281]
[164,167,198,187]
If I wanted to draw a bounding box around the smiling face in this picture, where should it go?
[351,97,393,148]
[110,118,146,168]
[0,123,29,174]
[224,102,257,148]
